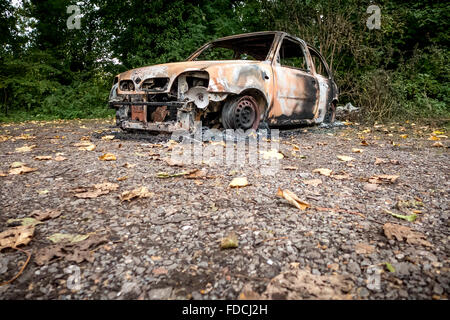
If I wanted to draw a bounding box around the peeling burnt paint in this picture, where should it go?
[109,31,338,132]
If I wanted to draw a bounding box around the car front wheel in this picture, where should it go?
[221,95,261,130]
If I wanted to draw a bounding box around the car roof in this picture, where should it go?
[211,31,287,43]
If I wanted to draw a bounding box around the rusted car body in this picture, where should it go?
[109,31,338,132]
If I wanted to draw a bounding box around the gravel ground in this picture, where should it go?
[0,118,448,300]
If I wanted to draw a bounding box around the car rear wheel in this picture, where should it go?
[324,102,336,123]
[221,95,261,130]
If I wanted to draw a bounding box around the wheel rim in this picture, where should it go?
[234,97,257,130]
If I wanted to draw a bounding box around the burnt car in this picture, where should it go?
[108,31,338,132]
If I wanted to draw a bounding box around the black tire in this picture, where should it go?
[221,95,261,130]
[324,102,336,123]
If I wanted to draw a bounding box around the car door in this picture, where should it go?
[269,37,318,125]
[308,47,336,123]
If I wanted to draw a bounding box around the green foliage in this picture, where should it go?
[0,0,448,123]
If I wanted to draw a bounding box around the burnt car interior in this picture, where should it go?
[277,38,308,71]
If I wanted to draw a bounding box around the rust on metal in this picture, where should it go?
[108,31,338,132]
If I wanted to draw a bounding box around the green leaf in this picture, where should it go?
[386,209,417,222]
[47,233,89,244]
[7,217,42,227]
[385,262,396,273]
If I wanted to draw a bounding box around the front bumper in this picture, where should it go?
[110,100,195,132]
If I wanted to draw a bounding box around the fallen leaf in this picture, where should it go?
[30,209,61,221]
[120,186,153,201]
[428,136,440,141]
[383,223,432,247]
[220,233,239,249]
[0,225,35,251]
[229,177,249,188]
[400,134,408,139]
[303,179,322,187]
[260,149,284,160]
[369,174,399,184]
[385,209,417,222]
[47,233,90,244]
[157,170,194,178]
[277,188,310,211]
[152,267,168,276]
[9,166,37,175]
[34,155,52,160]
[352,148,363,153]
[374,158,387,165]
[117,176,128,181]
[432,142,444,147]
[15,145,36,153]
[384,262,396,273]
[34,235,107,265]
[101,135,115,141]
[337,155,355,162]
[312,168,332,176]
[123,163,136,168]
[54,156,67,161]
[99,153,116,161]
[0,171,7,177]
[360,140,369,146]
[74,142,96,151]
[10,161,26,168]
[331,172,350,180]
[185,168,207,179]
[355,243,375,255]
[74,182,119,198]
[283,166,298,170]
[7,217,42,227]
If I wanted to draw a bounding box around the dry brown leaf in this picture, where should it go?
[101,135,115,141]
[360,140,369,146]
[30,209,61,221]
[120,186,153,201]
[34,155,52,160]
[117,176,128,181]
[34,235,107,265]
[99,153,116,161]
[283,166,298,170]
[74,182,119,198]
[374,158,388,165]
[369,174,399,184]
[303,179,322,187]
[0,171,7,177]
[332,172,350,180]
[432,142,444,148]
[185,168,207,179]
[352,148,363,153]
[277,188,310,211]
[123,163,136,168]
[355,243,375,255]
[229,177,249,188]
[383,223,432,247]
[9,166,37,175]
[0,225,35,251]
[312,168,332,176]
[164,157,185,167]
[260,264,353,300]
[54,156,67,161]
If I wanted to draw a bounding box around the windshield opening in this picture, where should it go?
[190,34,275,61]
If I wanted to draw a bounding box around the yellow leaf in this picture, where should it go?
[312,168,332,176]
[34,155,52,160]
[101,135,115,141]
[15,145,36,153]
[352,148,363,153]
[277,188,310,211]
[432,130,444,135]
[99,153,117,161]
[428,136,440,141]
[260,149,284,160]
[229,177,249,188]
[337,155,355,162]
[400,134,408,139]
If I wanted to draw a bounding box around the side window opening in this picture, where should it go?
[310,50,330,78]
[278,38,308,71]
